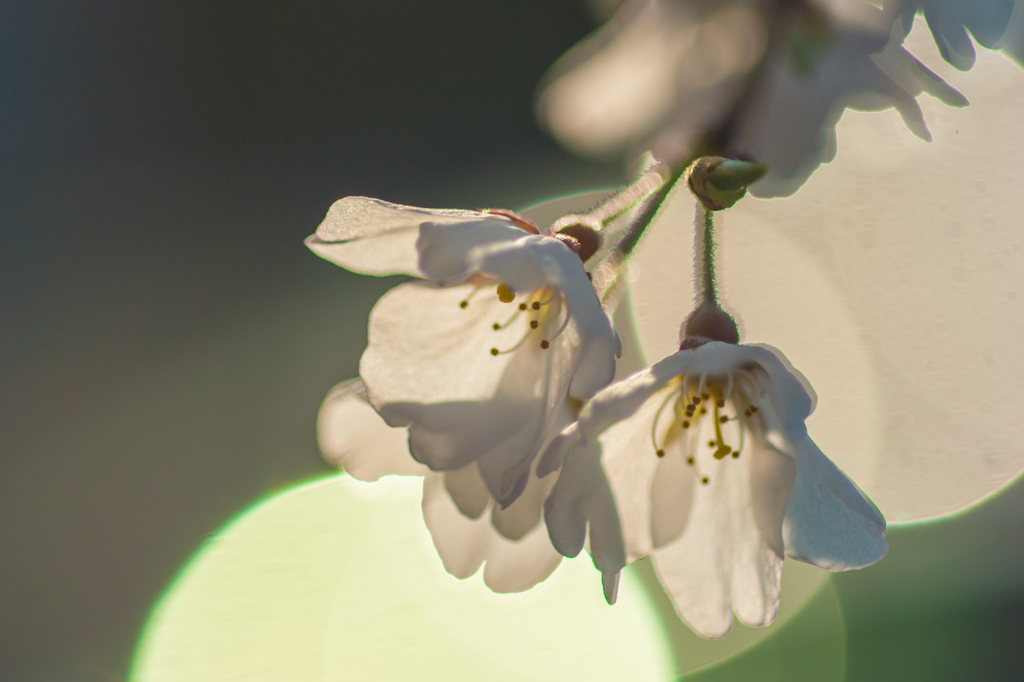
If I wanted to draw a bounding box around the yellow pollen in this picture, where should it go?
[497,283,516,303]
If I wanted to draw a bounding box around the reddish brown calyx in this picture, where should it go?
[555,223,601,262]
[679,302,739,350]
[481,208,540,234]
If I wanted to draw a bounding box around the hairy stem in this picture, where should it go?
[695,204,717,305]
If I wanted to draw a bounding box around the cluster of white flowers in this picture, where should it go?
[304,0,1018,638]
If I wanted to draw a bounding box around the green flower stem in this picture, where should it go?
[697,204,717,306]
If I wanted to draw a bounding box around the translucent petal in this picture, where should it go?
[783,437,888,570]
[417,220,528,281]
[422,469,562,593]
[362,281,549,474]
[651,439,786,638]
[649,440,695,548]
[444,462,490,519]
[306,196,487,277]
[316,378,427,481]
[749,439,797,558]
[471,236,618,400]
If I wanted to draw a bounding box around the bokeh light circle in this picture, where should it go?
[631,21,1024,522]
[131,476,674,682]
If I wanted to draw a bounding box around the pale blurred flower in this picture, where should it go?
[538,0,965,196]
[318,379,564,593]
[891,0,1016,70]
[541,340,886,637]
[306,197,619,508]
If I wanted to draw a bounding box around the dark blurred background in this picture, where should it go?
[0,3,617,680]
[4,2,1024,681]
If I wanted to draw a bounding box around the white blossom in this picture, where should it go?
[537,0,966,196]
[890,0,1016,71]
[318,379,564,592]
[541,340,886,637]
[306,196,619,507]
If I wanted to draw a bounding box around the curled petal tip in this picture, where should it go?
[603,571,620,605]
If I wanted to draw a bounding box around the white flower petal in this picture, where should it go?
[422,469,562,593]
[362,281,541,470]
[472,236,619,400]
[543,437,627,603]
[783,436,888,571]
[749,439,797,558]
[422,471,493,579]
[542,441,599,559]
[480,524,563,594]
[736,343,816,432]
[578,352,692,440]
[489,458,548,541]
[443,462,491,519]
[649,440,695,548]
[307,197,486,277]
[599,388,668,562]
[316,378,427,481]
[417,221,528,281]
[584,470,627,604]
[651,442,786,638]
[537,0,691,156]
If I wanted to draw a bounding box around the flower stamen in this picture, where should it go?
[459,284,486,309]
[542,305,572,349]
[651,388,680,458]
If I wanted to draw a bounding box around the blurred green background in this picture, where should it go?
[2,2,1023,680]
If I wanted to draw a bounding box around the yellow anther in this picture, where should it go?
[701,476,710,485]
[656,449,665,458]
[497,283,516,303]
[519,302,528,311]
